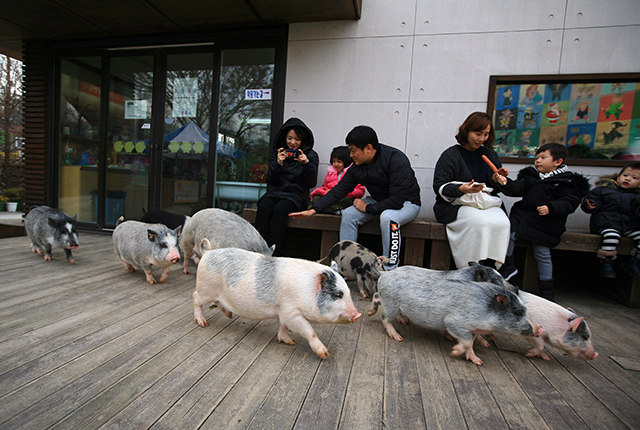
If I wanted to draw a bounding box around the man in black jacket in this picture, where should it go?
[290,126,421,269]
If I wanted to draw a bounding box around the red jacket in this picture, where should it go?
[310,164,365,199]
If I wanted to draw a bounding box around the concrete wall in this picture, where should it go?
[285,0,640,229]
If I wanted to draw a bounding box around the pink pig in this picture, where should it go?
[519,291,598,361]
[193,242,361,359]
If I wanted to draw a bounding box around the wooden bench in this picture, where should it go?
[242,208,434,267]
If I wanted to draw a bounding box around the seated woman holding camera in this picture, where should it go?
[255,117,319,256]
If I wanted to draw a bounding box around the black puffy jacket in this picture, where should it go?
[311,143,421,215]
[262,118,319,211]
[581,175,640,234]
[498,166,590,247]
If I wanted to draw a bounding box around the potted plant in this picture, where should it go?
[3,187,23,211]
[0,195,8,211]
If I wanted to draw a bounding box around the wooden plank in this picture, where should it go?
[403,237,425,267]
[0,301,196,427]
[475,345,551,429]
[102,319,279,429]
[411,326,467,430]
[444,333,511,429]
[245,324,334,430]
[293,301,364,430]
[188,327,298,429]
[339,298,385,429]
[429,239,451,270]
[46,314,253,430]
[383,323,427,429]
[493,339,589,429]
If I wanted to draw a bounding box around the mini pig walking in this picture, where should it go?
[181,208,273,275]
[193,245,361,359]
[322,240,386,298]
[24,205,79,263]
[369,266,542,365]
[518,291,598,361]
[113,220,181,284]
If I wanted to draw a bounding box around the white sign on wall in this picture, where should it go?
[124,100,148,119]
[173,78,198,117]
[245,89,272,100]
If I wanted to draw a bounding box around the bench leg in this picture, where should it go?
[522,245,539,293]
[320,231,339,263]
[403,238,424,267]
[429,239,451,270]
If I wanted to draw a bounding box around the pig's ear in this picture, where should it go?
[72,213,78,221]
[569,317,584,332]
[316,272,326,292]
[269,245,276,255]
[48,217,58,228]
[147,229,158,242]
[473,267,488,282]
[468,261,480,267]
[174,225,182,236]
[330,261,339,272]
[493,294,509,310]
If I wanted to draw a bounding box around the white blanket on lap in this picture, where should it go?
[446,205,510,269]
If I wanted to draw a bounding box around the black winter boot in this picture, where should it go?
[498,253,518,281]
[599,257,617,278]
[538,278,555,302]
[621,253,640,278]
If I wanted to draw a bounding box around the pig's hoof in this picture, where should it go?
[146,278,157,284]
[278,336,296,346]
[526,349,550,361]
[317,349,330,359]
[44,255,52,261]
[388,332,403,342]
[466,354,483,365]
[68,259,76,264]
[196,318,208,327]
[475,336,490,348]
[183,269,191,275]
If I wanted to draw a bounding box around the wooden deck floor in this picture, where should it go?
[1,232,640,430]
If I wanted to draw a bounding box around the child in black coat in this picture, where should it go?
[581,162,640,278]
[494,143,590,301]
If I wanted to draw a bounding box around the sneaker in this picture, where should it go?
[599,257,616,278]
[498,255,518,281]
[621,256,640,278]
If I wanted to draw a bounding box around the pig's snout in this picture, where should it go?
[350,311,362,323]
[340,309,361,324]
[166,250,180,264]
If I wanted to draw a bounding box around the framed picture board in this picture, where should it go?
[488,73,640,165]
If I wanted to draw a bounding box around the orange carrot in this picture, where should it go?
[482,155,499,174]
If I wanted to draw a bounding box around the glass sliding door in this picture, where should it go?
[160,52,214,215]
[215,48,275,213]
[106,55,154,224]
[58,56,102,222]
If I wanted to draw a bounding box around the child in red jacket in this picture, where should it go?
[311,146,365,214]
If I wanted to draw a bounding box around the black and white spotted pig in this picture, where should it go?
[24,206,79,263]
[325,240,386,298]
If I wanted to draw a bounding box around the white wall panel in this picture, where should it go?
[410,31,563,102]
[415,0,566,34]
[565,0,640,28]
[560,26,640,74]
[287,37,414,102]
[289,0,416,40]
[405,103,488,169]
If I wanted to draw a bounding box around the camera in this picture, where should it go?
[285,149,300,158]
